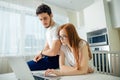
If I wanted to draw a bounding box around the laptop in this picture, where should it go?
[7,56,60,80]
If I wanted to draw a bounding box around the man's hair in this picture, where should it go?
[36,4,52,16]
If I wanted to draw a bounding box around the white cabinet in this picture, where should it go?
[109,0,120,28]
[83,0,107,32]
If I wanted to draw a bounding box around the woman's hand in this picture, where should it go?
[45,69,61,76]
[87,67,94,73]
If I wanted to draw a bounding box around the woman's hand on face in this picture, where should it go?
[45,69,61,76]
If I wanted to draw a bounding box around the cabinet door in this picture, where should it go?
[84,0,107,32]
[109,0,120,28]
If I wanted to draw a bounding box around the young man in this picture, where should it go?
[27,4,61,71]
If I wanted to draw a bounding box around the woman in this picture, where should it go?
[45,23,94,76]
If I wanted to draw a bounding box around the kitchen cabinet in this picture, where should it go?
[109,0,120,28]
[83,0,107,32]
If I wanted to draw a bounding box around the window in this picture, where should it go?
[0,9,20,54]
[0,1,68,55]
[24,15,46,53]
[0,1,45,55]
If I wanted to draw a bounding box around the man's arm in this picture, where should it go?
[43,41,50,51]
[42,40,61,56]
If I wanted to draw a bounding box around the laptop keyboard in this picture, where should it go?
[33,72,61,80]
[33,75,49,80]
[33,73,48,80]
[33,73,45,76]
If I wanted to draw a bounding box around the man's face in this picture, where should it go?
[38,13,52,28]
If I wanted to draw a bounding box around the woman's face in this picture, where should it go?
[59,29,69,45]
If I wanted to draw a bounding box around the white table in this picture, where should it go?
[0,72,120,80]
[1,55,119,80]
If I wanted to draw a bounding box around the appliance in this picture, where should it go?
[87,28,110,72]
[90,45,109,51]
[87,28,108,47]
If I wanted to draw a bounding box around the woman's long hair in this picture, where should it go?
[58,23,92,70]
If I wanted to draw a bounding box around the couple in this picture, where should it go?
[27,4,94,76]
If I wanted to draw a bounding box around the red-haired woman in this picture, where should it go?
[45,23,94,76]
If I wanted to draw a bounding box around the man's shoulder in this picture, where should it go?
[54,22,60,28]
[51,22,60,31]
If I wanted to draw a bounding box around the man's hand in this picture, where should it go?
[33,53,42,62]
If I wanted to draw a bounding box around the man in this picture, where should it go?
[27,4,61,71]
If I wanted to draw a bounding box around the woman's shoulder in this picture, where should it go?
[79,39,87,48]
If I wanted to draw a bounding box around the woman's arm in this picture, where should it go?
[45,45,90,76]
[45,50,77,76]
[59,45,89,76]
[59,50,76,72]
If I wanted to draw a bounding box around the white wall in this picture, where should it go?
[67,11,77,27]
